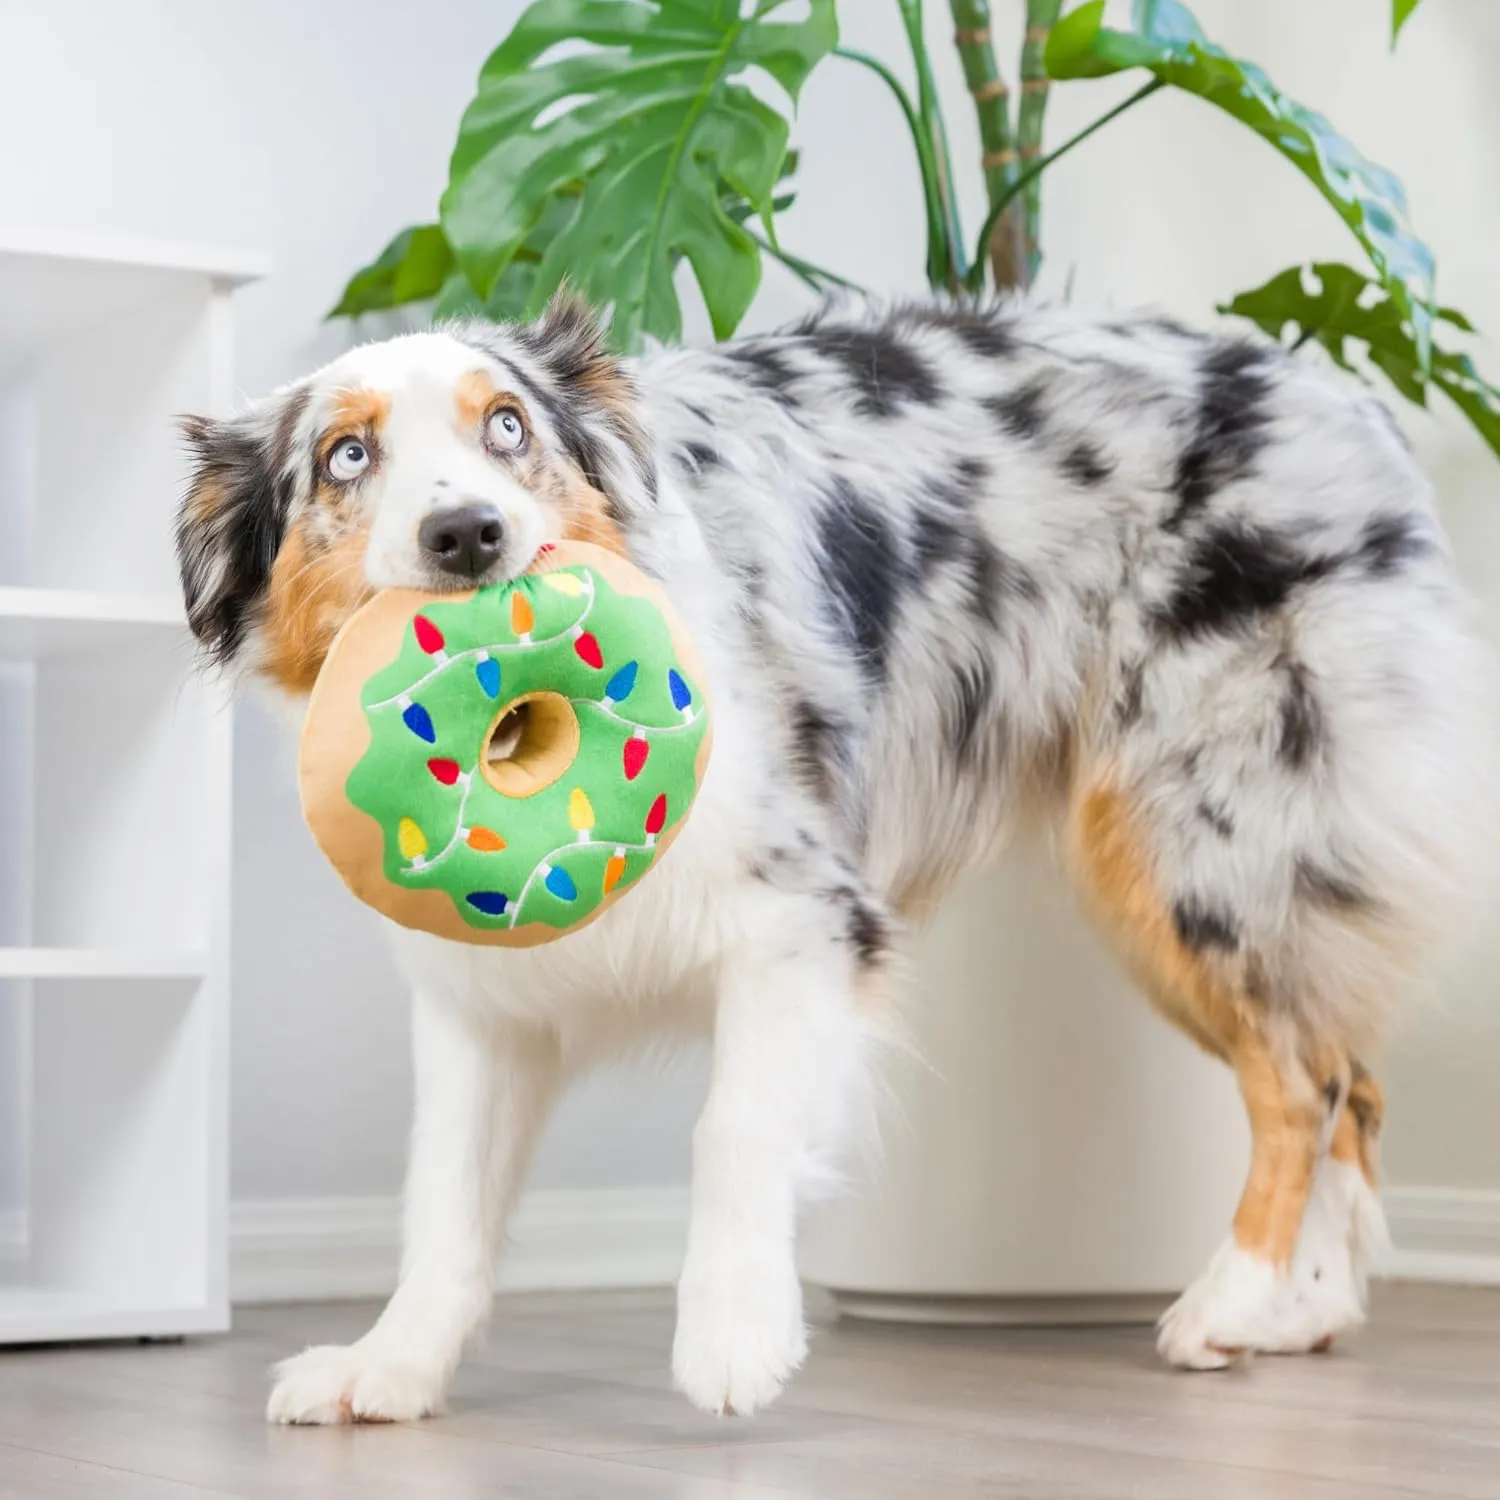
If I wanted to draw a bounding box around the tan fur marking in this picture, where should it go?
[1231,1038,1329,1267]
[456,370,505,432]
[328,388,390,442]
[560,493,628,553]
[260,518,374,696]
[188,474,226,524]
[312,476,351,514]
[1068,780,1242,1057]
[572,352,637,432]
[1328,1102,1363,1168]
[1335,1064,1385,1189]
[1068,774,1339,1270]
[542,461,628,556]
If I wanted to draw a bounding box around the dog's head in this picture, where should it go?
[176,297,653,693]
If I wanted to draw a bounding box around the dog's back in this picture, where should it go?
[635,304,1489,996]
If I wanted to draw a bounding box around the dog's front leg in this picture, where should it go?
[673,931,874,1417]
[267,989,560,1423]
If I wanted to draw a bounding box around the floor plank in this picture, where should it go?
[0,1283,1495,1498]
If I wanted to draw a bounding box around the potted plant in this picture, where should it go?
[330,0,1495,1317]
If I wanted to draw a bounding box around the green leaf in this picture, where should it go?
[1221,262,1500,458]
[1392,0,1423,44]
[1047,0,1438,371]
[329,225,454,318]
[834,45,954,291]
[338,191,584,325]
[431,264,540,324]
[1131,0,1203,46]
[336,164,799,330]
[440,0,838,352]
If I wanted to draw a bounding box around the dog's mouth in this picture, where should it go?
[415,562,511,596]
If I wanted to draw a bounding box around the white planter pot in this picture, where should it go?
[798,850,1249,1324]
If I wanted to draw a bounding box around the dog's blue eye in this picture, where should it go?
[329,439,370,482]
[486,407,526,454]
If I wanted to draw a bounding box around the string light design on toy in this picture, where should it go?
[379,577,704,754]
[397,766,479,873]
[363,563,705,929]
[372,572,598,713]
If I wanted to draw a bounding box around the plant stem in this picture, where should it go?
[1017,0,1062,279]
[946,1,1027,290]
[747,230,867,295]
[965,79,1165,293]
[835,45,951,292]
[897,0,967,288]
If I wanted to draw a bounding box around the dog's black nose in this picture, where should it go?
[419,503,506,579]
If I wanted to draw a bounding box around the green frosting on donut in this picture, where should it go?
[346,562,709,933]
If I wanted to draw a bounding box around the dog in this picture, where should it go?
[175,294,1492,1422]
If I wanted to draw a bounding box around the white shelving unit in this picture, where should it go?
[0,229,266,1343]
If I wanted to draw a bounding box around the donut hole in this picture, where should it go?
[480,691,581,798]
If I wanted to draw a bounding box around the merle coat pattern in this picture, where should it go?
[176,297,1491,1421]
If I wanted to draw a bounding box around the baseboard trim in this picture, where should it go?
[228,1185,690,1304]
[1383,1186,1500,1286]
[7,1184,1496,1304]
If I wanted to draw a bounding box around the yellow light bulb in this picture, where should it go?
[542,572,584,597]
[398,817,427,860]
[569,787,594,833]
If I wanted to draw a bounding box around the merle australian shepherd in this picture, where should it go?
[175,295,1491,1422]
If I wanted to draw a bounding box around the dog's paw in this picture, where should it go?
[1261,1155,1383,1356]
[672,1248,808,1417]
[1158,1168,1379,1373]
[266,1341,446,1425]
[1157,1243,1285,1369]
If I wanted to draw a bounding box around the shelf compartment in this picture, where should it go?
[0,587,189,661]
[29,632,225,953]
[0,976,229,1346]
[0,228,268,595]
[0,227,267,378]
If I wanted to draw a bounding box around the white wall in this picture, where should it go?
[0,0,1494,1231]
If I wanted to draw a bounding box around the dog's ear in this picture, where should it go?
[530,290,620,401]
[176,386,311,667]
[502,291,658,522]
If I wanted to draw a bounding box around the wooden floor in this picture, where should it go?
[0,1284,1497,1498]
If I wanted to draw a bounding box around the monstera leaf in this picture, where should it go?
[330,201,573,323]
[1222,262,1500,458]
[1047,0,1439,370]
[437,0,837,351]
[329,226,455,318]
[332,171,803,325]
[433,191,585,322]
[1392,0,1424,44]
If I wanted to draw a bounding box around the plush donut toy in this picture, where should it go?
[299,541,712,946]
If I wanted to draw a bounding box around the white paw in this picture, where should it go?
[266,1341,447,1425]
[672,1248,808,1417]
[1268,1156,1386,1355]
[1158,1242,1283,1369]
[1159,1158,1385,1370]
